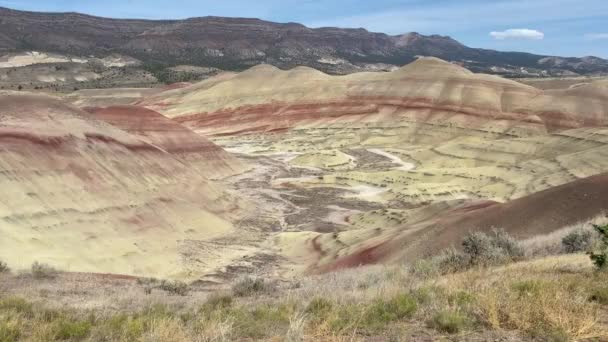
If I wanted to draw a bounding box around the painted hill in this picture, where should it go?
[135,58,608,276]
[84,105,247,178]
[1,57,606,282]
[0,93,249,279]
[142,57,608,136]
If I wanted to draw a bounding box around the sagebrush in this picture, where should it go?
[588,224,608,269]
[425,228,523,274]
[31,262,57,279]
[0,260,9,274]
[232,277,273,297]
[562,229,594,253]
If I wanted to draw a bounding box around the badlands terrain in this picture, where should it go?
[2,56,607,279]
[136,57,608,275]
[0,56,608,340]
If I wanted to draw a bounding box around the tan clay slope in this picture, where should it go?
[0,93,248,279]
[141,57,608,138]
[530,81,608,128]
[279,172,608,274]
[85,105,247,178]
[65,82,196,108]
[346,57,540,117]
[66,88,163,107]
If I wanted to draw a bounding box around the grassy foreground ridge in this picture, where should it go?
[1,222,608,341]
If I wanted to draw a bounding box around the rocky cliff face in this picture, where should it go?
[1,7,607,77]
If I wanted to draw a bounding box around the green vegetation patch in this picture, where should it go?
[229,303,293,338]
[31,262,58,280]
[429,310,472,334]
[305,297,333,317]
[359,294,418,332]
[0,297,34,318]
[232,277,273,297]
[511,280,546,297]
[589,224,608,270]
[0,322,20,342]
[589,286,608,305]
[52,319,92,340]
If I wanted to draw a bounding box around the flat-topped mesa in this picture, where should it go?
[3,7,607,76]
[392,32,465,49]
[0,93,248,279]
[85,105,247,178]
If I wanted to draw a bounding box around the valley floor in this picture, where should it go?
[192,146,418,282]
[199,119,608,280]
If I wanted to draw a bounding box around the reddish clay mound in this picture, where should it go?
[85,105,219,153]
[86,105,247,178]
[0,93,153,150]
[426,172,608,248]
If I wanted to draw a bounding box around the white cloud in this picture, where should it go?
[585,33,608,41]
[490,29,544,40]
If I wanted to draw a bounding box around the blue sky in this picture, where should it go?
[1,0,607,58]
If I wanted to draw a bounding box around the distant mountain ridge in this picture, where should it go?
[1,6,607,77]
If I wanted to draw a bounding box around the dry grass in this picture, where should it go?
[141,318,191,342]
[438,255,608,340]
[1,252,607,341]
[286,311,307,342]
[291,253,608,340]
[521,214,608,257]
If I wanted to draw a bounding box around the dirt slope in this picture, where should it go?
[295,173,608,273]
